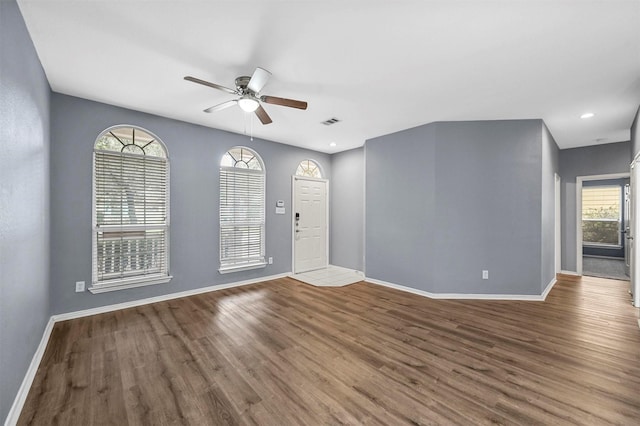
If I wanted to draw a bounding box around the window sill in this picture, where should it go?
[88,275,173,294]
[583,244,623,250]
[218,262,267,274]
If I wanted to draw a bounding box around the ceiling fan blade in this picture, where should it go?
[247,67,271,93]
[204,100,238,113]
[255,105,273,125]
[261,95,308,110]
[184,76,237,95]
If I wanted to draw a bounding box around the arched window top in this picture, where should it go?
[95,125,167,158]
[221,147,263,171]
[295,159,322,178]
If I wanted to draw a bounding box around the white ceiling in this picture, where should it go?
[17,0,640,153]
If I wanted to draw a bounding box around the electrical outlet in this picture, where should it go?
[75,281,85,292]
[482,270,489,280]
[268,257,273,264]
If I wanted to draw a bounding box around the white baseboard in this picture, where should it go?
[559,270,580,276]
[5,272,290,425]
[4,317,55,426]
[541,277,557,301]
[53,272,290,322]
[365,277,547,301]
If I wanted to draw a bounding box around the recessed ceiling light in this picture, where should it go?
[580,112,595,119]
[329,142,337,147]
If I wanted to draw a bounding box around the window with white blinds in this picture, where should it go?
[92,126,171,292]
[219,147,266,273]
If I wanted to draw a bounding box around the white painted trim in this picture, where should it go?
[559,270,581,276]
[88,275,173,294]
[555,173,562,273]
[4,318,55,426]
[541,277,558,300]
[362,144,367,276]
[365,277,547,301]
[218,263,267,275]
[54,272,290,322]
[631,159,640,308]
[575,172,630,275]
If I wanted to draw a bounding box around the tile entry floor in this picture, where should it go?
[291,264,364,287]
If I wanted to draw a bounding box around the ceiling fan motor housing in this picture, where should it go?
[235,76,252,93]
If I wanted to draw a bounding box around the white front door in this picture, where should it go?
[293,177,328,273]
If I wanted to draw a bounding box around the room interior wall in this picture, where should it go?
[330,147,364,271]
[0,0,51,421]
[49,93,331,315]
[559,141,631,272]
[365,119,544,295]
[541,123,560,291]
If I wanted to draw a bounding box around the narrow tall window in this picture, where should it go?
[219,147,266,273]
[92,126,171,292]
[295,159,322,178]
[582,185,622,246]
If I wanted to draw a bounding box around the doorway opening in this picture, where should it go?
[576,173,630,281]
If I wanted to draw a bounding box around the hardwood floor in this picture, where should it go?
[18,275,640,425]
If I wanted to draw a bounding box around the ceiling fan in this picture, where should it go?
[184,67,308,125]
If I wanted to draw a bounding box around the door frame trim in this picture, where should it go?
[575,172,629,275]
[555,173,561,274]
[631,153,640,308]
[291,175,330,274]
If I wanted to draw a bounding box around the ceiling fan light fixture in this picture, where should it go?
[238,97,259,113]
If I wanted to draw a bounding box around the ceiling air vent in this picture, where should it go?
[322,117,340,125]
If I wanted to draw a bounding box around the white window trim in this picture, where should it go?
[218,262,267,274]
[91,125,172,292]
[88,274,173,294]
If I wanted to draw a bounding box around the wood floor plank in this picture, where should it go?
[17,275,640,425]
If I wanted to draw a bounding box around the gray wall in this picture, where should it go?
[50,93,331,314]
[0,0,51,421]
[365,120,545,295]
[330,147,364,271]
[541,124,560,291]
[559,141,631,272]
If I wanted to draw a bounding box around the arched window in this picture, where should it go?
[219,147,266,272]
[295,159,322,178]
[92,126,171,292]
